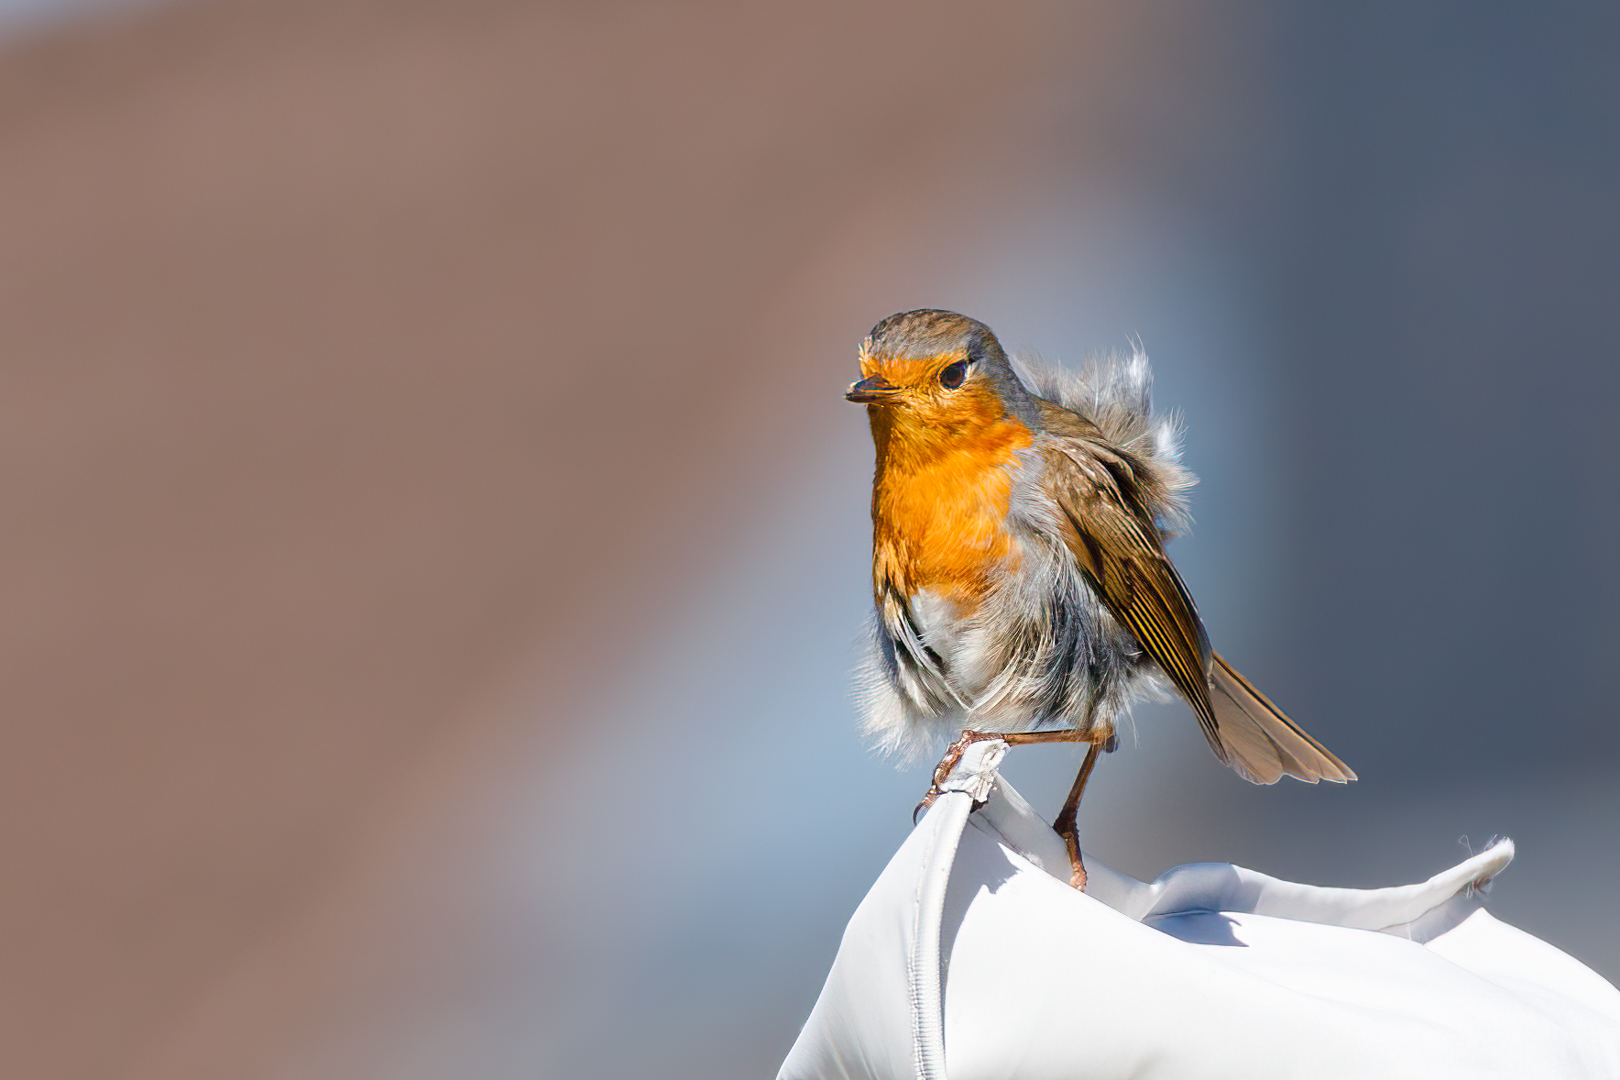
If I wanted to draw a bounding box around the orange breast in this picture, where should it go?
[871,411,1032,616]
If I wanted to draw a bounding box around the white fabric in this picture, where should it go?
[779,740,1620,1079]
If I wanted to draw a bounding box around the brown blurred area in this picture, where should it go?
[0,1,1106,1075]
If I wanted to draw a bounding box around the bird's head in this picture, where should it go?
[847,310,1037,450]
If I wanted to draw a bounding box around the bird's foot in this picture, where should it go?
[1061,826,1089,892]
[914,729,1004,822]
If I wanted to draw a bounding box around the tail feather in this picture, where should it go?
[1204,653,1356,785]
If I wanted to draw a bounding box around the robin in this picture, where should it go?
[847,309,1353,890]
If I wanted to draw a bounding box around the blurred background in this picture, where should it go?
[0,0,1614,1076]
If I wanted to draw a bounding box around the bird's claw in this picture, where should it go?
[914,730,1002,823]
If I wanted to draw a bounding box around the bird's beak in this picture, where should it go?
[846,374,900,404]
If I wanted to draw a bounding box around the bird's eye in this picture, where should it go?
[938,360,969,389]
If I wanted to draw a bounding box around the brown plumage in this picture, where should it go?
[848,309,1353,886]
[1037,401,1350,784]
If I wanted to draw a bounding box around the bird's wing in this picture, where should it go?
[877,581,968,712]
[1043,437,1354,785]
[1043,440,1219,739]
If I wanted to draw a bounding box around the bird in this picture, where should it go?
[847,309,1353,889]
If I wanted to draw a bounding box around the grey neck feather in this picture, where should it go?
[967,325,1043,429]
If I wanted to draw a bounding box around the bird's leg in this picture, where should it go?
[1053,734,1114,891]
[915,728,1089,820]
